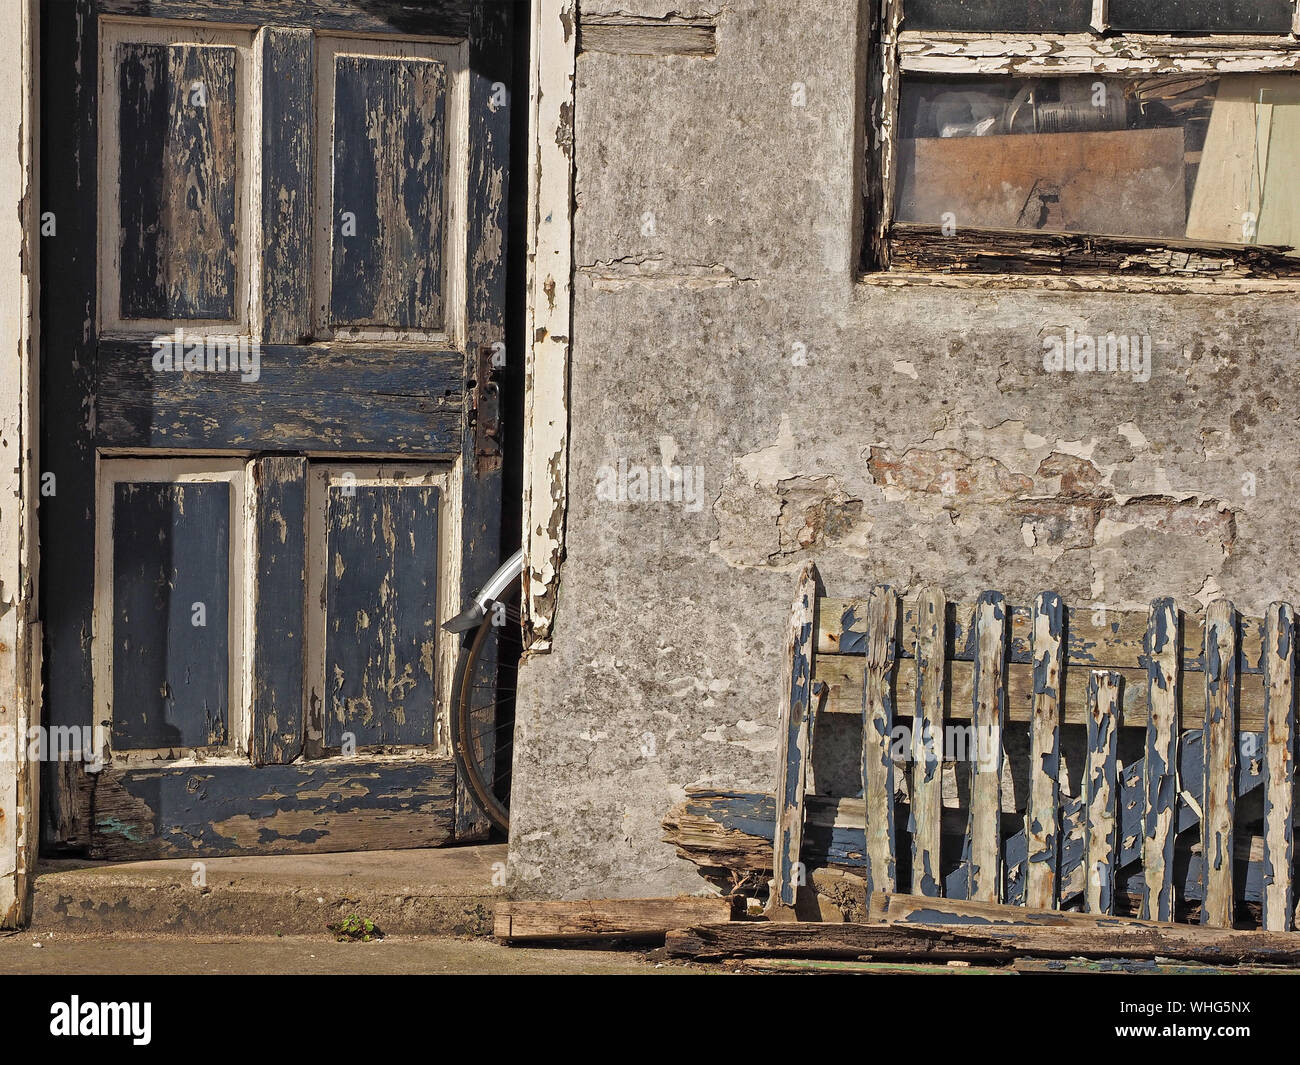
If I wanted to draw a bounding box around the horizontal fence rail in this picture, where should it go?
[766,566,1299,931]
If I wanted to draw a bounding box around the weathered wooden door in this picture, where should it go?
[40,0,512,857]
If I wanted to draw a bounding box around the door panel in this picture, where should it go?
[110,480,233,749]
[329,54,448,330]
[116,42,240,320]
[323,483,441,748]
[40,0,514,855]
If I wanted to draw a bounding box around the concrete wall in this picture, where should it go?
[507,0,1300,899]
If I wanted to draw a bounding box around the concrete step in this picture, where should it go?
[29,845,507,937]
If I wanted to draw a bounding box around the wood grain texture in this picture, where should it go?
[1085,671,1121,915]
[887,224,1300,278]
[117,42,238,320]
[251,456,307,765]
[82,758,456,859]
[814,652,1272,731]
[330,54,447,331]
[861,584,898,896]
[111,481,230,750]
[772,563,819,909]
[665,920,1300,966]
[965,591,1007,903]
[261,28,313,343]
[820,595,1267,677]
[1261,601,1295,931]
[577,22,716,56]
[494,897,733,941]
[95,341,463,454]
[1025,591,1063,910]
[911,585,945,897]
[325,484,440,748]
[1202,599,1238,928]
[1142,596,1180,920]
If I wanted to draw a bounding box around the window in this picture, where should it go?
[864,0,1300,278]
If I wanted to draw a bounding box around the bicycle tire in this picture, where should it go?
[451,581,520,833]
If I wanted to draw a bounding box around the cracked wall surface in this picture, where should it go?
[507,0,1300,900]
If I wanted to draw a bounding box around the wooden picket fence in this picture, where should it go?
[773,563,1298,930]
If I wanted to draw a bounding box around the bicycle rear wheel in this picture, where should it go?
[451,579,521,833]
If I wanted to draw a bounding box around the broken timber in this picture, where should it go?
[664,921,1300,966]
[494,897,734,943]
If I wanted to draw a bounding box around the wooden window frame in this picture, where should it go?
[92,456,252,768]
[862,0,1300,287]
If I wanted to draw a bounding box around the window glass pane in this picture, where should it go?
[1108,0,1293,34]
[905,0,1093,32]
[894,74,1300,253]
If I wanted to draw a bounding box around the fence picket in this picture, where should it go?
[1202,599,1237,928]
[1142,597,1180,921]
[862,584,898,896]
[1026,591,1063,910]
[911,585,946,897]
[1086,671,1122,914]
[771,563,819,911]
[966,591,1007,903]
[1262,601,1295,932]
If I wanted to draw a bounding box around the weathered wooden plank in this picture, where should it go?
[870,892,1181,930]
[251,456,307,765]
[1085,671,1121,915]
[494,897,734,942]
[111,481,230,750]
[888,223,1300,278]
[862,585,899,896]
[818,596,1267,677]
[665,921,1300,966]
[325,484,440,748]
[965,592,1007,903]
[771,563,819,911]
[330,54,446,330]
[1202,599,1238,928]
[95,341,463,454]
[1142,597,1180,921]
[813,653,1272,731]
[911,585,945,897]
[1025,591,1063,910]
[577,21,716,56]
[118,42,238,320]
[261,28,313,343]
[83,758,456,859]
[1262,602,1295,931]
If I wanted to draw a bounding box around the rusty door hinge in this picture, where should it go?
[470,344,503,474]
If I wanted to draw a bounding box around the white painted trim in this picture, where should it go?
[0,0,38,931]
[97,18,260,337]
[520,0,576,652]
[897,32,1300,74]
[303,463,459,759]
[93,458,250,765]
[311,35,469,347]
